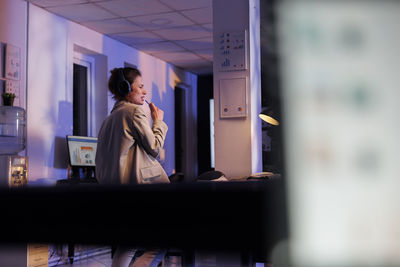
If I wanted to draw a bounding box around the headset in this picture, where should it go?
[116,68,131,96]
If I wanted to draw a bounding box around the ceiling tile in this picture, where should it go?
[153,25,211,41]
[109,31,165,45]
[201,23,213,32]
[97,0,172,17]
[28,0,89,8]
[193,49,213,61]
[159,0,212,11]
[29,0,214,74]
[187,68,213,75]
[81,18,143,34]
[127,12,193,30]
[174,58,212,67]
[132,41,185,54]
[172,59,213,74]
[152,51,201,62]
[181,7,212,25]
[47,3,117,22]
[175,36,213,51]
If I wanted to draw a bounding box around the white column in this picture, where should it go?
[212,0,262,179]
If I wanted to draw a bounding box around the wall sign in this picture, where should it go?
[5,43,21,81]
[0,43,21,106]
[0,42,4,78]
[217,31,247,72]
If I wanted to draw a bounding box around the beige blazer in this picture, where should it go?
[95,101,169,184]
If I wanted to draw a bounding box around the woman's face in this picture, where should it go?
[125,75,146,105]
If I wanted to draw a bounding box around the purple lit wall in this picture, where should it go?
[0,0,27,111]
[23,3,197,182]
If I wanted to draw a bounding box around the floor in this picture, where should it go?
[56,252,113,267]
[52,246,181,267]
[49,246,266,267]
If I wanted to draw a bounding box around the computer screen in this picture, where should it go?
[277,0,400,266]
[66,135,97,167]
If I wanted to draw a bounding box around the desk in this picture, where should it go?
[0,179,287,263]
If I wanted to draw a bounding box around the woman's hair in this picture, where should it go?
[108,67,142,101]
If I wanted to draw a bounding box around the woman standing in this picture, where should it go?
[95,67,169,267]
[95,67,169,185]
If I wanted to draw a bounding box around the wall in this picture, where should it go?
[26,3,197,181]
[0,0,27,111]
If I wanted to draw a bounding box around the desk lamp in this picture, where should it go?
[259,107,279,126]
[248,108,281,180]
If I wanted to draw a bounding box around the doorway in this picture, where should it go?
[197,75,214,175]
[73,63,87,136]
[175,86,186,176]
[73,54,94,136]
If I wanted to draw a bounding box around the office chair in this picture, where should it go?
[196,170,225,181]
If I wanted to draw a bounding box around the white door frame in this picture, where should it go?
[73,52,95,137]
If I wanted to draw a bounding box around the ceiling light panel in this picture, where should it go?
[153,51,201,62]
[97,0,172,17]
[81,18,143,34]
[47,3,117,22]
[181,7,212,25]
[127,12,193,30]
[159,0,212,11]
[132,41,185,54]
[153,25,211,41]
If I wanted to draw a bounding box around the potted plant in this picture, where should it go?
[2,93,16,106]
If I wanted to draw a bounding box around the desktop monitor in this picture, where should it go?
[66,135,97,167]
[277,1,400,266]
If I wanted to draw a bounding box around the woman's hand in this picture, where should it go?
[149,103,164,121]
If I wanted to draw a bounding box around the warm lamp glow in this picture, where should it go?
[259,113,279,126]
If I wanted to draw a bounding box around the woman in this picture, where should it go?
[95,67,169,267]
[95,67,169,185]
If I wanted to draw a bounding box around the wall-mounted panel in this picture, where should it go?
[219,77,247,118]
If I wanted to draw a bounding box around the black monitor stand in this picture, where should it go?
[61,165,97,263]
[69,166,97,183]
